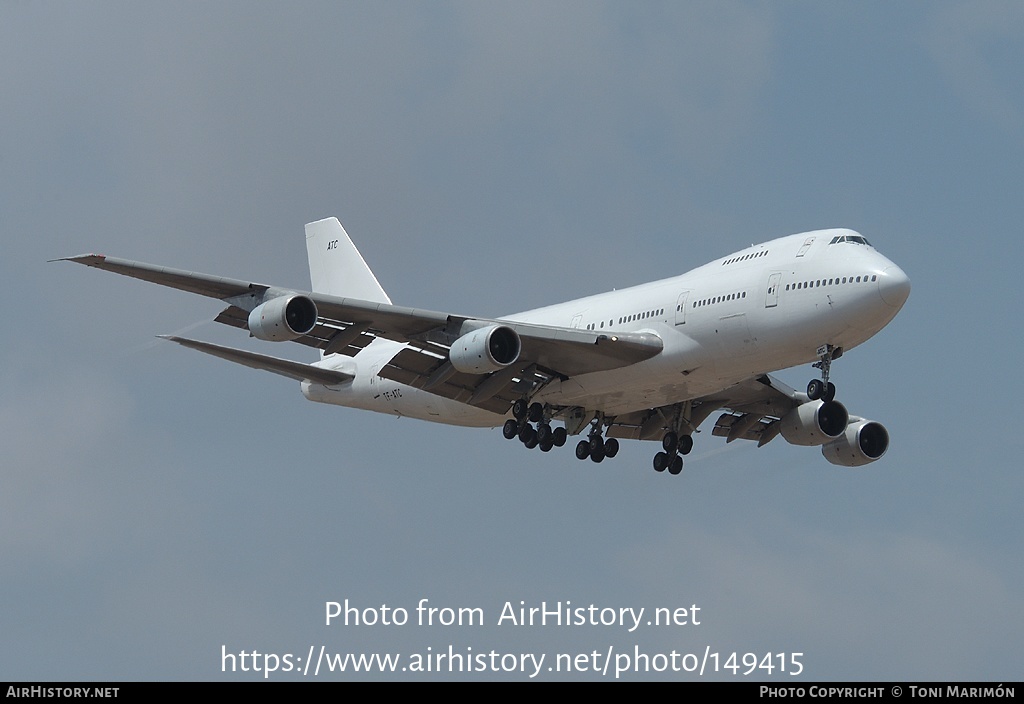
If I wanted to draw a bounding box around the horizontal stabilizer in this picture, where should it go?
[159,336,354,386]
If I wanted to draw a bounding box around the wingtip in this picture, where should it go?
[50,253,107,265]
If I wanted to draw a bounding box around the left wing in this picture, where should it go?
[603,373,804,446]
[698,374,888,466]
[59,254,663,411]
[601,372,882,467]
[704,374,803,446]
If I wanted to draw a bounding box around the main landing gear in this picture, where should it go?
[653,430,692,475]
[646,403,697,476]
[506,401,694,472]
[573,418,619,464]
[503,400,567,453]
[504,401,621,463]
[806,345,843,402]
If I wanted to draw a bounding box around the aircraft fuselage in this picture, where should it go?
[302,228,910,427]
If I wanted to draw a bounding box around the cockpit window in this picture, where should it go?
[829,235,872,246]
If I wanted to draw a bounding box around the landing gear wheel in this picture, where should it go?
[575,440,591,460]
[603,438,619,458]
[512,399,529,420]
[810,345,840,402]
[678,434,693,455]
[653,451,668,472]
[590,444,605,463]
[518,423,535,444]
[669,455,683,475]
[524,432,539,449]
[589,435,604,454]
[662,431,678,455]
[536,424,553,445]
[823,382,836,402]
[552,427,567,447]
[807,379,824,400]
[502,419,519,440]
[540,439,554,452]
[528,402,544,423]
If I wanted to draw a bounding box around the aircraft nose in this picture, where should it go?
[878,265,911,309]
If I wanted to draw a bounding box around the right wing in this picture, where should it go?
[60,254,663,414]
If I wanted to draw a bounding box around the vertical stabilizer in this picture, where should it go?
[305,217,392,304]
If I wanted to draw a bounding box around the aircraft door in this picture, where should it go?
[765,273,782,308]
[674,291,691,325]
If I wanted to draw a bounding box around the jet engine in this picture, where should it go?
[821,419,889,466]
[779,400,849,446]
[449,325,521,374]
[247,294,318,341]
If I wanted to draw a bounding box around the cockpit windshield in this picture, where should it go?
[829,234,872,246]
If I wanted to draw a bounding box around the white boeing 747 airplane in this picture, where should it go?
[61,218,910,475]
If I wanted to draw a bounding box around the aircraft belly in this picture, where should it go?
[302,377,502,428]
[530,324,718,415]
[536,365,737,417]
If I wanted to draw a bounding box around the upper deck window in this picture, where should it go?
[723,249,768,265]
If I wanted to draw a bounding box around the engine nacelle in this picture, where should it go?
[247,294,318,341]
[821,419,889,467]
[779,400,849,446]
[449,325,521,374]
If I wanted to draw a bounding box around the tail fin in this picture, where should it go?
[305,217,392,304]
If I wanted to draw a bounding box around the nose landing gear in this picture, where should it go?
[807,345,842,402]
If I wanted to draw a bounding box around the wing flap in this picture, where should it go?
[712,413,778,444]
[378,347,549,415]
[598,374,802,444]
[700,376,800,445]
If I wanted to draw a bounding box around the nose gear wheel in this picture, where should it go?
[808,345,842,402]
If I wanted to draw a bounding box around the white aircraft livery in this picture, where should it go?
[61,218,910,475]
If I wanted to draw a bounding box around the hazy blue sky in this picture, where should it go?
[3,1,1021,681]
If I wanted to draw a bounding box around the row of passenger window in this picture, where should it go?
[785,274,876,291]
[584,307,666,330]
[692,291,747,308]
[722,250,769,266]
